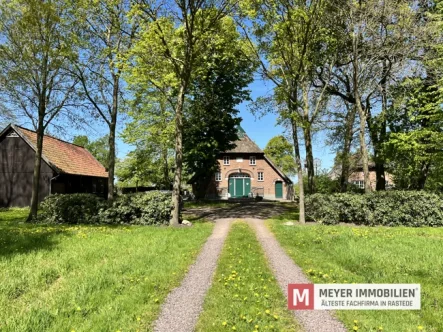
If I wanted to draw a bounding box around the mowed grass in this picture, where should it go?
[0,209,214,332]
[268,216,443,332]
[196,222,300,332]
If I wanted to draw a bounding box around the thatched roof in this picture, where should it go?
[225,126,263,153]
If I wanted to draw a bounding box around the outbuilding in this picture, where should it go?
[0,124,108,207]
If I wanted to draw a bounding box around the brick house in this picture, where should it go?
[330,161,394,190]
[0,124,108,207]
[197,127,293,200]
[347,163,394,190]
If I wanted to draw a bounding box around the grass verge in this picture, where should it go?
[0,212,213,332]
[268,217,443,332]
[196,222,300,332]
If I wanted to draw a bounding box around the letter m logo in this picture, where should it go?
[288,284,314,310]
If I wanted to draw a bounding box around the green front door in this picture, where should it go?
[235,178,244,197]
[275,181,283,198]
[229,176,251,198]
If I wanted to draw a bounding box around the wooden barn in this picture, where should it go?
[0,124,108,208]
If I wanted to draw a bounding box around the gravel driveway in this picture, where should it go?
[153,219,233,332]
[246,218,347,332]
[154,204,345,332]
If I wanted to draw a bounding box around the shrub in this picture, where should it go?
[306,191,443,227]
[38,193,106,224]
[98,191,172,225]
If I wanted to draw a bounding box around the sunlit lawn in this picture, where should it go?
[196,222,300,332]
[0,208,213,332]
[268,214,443,332]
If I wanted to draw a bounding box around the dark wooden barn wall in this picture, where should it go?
[0,134,55,207]
[51,174,108,199]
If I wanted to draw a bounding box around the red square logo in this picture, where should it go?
[288,284,314,310]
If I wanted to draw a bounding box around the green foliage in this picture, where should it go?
[37,194,106,224]
[310,174,340,194]
[73,135,110,168]
[120,97,174,188]
[385,77,443,189]
[306,191,443,226]
[263,136,296,177]
[98,192,173,226]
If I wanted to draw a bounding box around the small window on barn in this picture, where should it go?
[258,172,264,181]
[215,172,222,181]
[236,157,243,163]
[249,156,256,165]
[6,131,19,137]
[223,156,230,165]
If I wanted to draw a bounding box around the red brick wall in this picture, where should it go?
[206,153,291,199]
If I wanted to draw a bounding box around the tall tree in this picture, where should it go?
[263,136,296,177]
[121,95,175,189]
[240,0,337,222]
[318,0,423,192]
[130,1,236,225]
[74,0,136,202]
[183,17,254,198]
[0,0,79,220]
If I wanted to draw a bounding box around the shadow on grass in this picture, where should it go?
[0,223,71,258]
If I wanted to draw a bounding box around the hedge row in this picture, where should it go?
[305,191,443,226]
[37,191,173,225]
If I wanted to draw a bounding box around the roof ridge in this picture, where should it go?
[14,125,88,149]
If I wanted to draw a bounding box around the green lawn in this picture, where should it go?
[268,217,443,332]
[0,208,213,332]
[196,222,300,332]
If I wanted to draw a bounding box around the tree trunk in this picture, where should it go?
[356,104,371,193]
[27,114,45,221]
[352,30,371,193]
[107,75,118,202]
[417,161,430,190]
[108,121,116,202]
[291,118,305,223]
[340,104,356,192]
[303,124,315,194]
[170,83,186,226]
[162,147,169,189]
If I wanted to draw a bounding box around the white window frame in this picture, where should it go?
[223,156,230,165]
[352,180,364,189]
[249,156,256,165]
[258,172,264,181]
[215,172,222,182]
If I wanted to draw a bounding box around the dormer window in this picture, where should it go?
[250,156,256,165]
[223,156,230,165]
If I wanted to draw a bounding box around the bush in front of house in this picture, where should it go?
[38,193,106,224]
[306,191,443,226]
[98,191,172,225]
